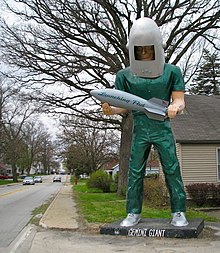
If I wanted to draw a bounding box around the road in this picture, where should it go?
[0,175,66,253]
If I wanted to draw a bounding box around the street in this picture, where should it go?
[0,175,66,253]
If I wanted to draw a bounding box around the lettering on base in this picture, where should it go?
[127,228,166,237]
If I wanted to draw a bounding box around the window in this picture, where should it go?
[217,148,220,181]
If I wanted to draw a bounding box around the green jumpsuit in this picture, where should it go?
[115,63,186,214]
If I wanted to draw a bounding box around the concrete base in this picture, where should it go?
[100,218,204,238]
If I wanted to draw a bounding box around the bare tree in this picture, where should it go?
[0,75,22,159]
[39,135,56,174]
[59,115,120,176]
[1,100,36,181]
[19,120,56,175]
[0,74,46,180]
[0,0,219,192]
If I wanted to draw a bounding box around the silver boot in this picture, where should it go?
[120,213,141,227]
[171,212,189,227]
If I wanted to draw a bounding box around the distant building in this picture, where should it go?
[103,159,119,177]
[108,160,160,178]
[0,163,12,176]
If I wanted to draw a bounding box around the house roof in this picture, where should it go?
[103,159,119,170]
[0,163,7,170]
[147,160,160,167]
[171,94,220,144]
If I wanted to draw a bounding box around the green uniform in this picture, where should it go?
[115,63,186,214]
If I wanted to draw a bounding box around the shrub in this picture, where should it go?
[206,184,220,206]
[216,184,220,206]
[110,182,118,192]
[113,172,119,185]
[110,173,119,193]
[143,177,168,207]
[87,170,112,193]
[186,183,217,207]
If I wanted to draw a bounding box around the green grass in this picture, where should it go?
[0,179,20,185]
[30,197,54,225]
[73,182,126,222]
[73,181,220,224]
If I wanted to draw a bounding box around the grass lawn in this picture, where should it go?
[0,179,19,185]
[73,180,220,224]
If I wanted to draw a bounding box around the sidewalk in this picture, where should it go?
[40,182,80,230]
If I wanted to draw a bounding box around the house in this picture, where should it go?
[110,160,160,178]
[146,160,160,176]
[0,163,8,176]
[111,164,119,178]
[171,94,220,186]
[104,159,119,177]
[0,163,12,175]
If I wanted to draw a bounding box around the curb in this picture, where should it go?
[39,187,62,229]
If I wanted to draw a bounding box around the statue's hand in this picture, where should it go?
[102,103,113,115]
[167,104,179,119]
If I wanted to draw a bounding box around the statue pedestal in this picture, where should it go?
[100,218,204,238]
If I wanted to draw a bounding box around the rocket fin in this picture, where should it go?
[144,110,166,121]
[143,104,167,121]
[149,97,169,107]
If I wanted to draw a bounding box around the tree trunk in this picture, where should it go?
[117,112,133,196]
[12,162,18,182]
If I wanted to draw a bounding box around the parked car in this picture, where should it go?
[20,174,27,179]
[34,176,43,183]
[79,173,89,179]
[53,175,61,182]
[145,168,159,176]
[0,175,9,179]
[23,176,35,185]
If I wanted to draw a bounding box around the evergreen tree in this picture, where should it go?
[190,50,220,95]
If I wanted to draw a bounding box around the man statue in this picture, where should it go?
[102,17,188,227]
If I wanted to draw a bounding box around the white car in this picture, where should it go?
[53,176,61,182]
[34,176,43,183]
[23,176,35,185]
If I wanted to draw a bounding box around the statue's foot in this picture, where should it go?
[171,212,189,227]
[120,213,141,227]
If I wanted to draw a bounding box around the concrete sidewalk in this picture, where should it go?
[40,183,80,230]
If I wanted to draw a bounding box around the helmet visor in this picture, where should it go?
[134,45,155,61]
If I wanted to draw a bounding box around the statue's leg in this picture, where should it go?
[153,121,188,226]
[120,118,151,227]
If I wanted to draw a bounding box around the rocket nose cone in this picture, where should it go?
[90,90,97,96]
[90,89,101,99]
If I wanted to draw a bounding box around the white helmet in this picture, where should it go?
[128,17,165,78]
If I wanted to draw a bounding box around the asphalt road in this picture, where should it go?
[0,175,65,253]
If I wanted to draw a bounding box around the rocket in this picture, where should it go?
[90,89,169,121]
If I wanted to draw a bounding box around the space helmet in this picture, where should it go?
[128,17,165,78]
